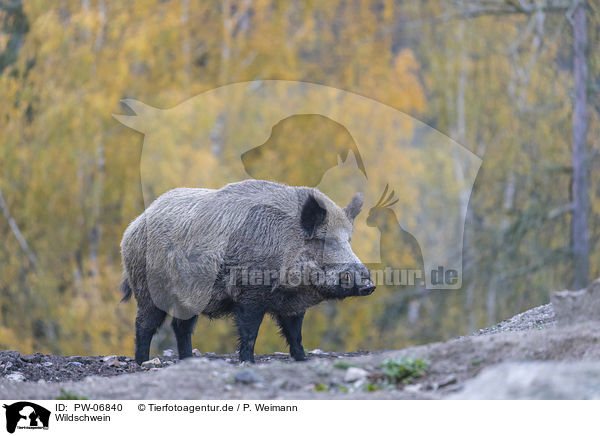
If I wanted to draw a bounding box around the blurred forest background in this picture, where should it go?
[0,0,598,356]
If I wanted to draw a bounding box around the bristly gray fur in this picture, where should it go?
[120,179,367,320]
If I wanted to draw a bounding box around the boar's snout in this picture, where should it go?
[348,264,376,297]
[358,282,376,296]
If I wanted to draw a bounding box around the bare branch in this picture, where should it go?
[0,188,37,266]
[547,203,574,220]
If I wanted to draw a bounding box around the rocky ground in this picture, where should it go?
[0,349,372,383]
[1,282,600,399]
[473,303,556,335]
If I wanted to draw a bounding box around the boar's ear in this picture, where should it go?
[344,193,363,222]
[301,195,327,238]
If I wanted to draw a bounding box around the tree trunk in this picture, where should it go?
[571,0,589,290]
[88,0,107,279]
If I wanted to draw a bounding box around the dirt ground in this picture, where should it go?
[0,304,554,385]
[1,303,599,399]
[0,349,371,383]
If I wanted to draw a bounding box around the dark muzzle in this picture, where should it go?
[357,284,376,296]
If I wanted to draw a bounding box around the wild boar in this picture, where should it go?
[120,179,375,363]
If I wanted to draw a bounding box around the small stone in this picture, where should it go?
[234,369,261,384]
[273,352,288,355]
[192,349,202,357]
[353,379,366,389]
[43,361,53,367]
[103,356,124,367]
[436,376,457,389]
[69,356,93,364]
[310,349,325,355]
[6,372,25,382]
[344,367,369,383]
[67,361,83,367]
[141,357,161,367]
[102,355,118,362]
[20,354,41,363]
[404,383,423,393]
[162,349,174,357]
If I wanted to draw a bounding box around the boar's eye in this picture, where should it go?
[323,237,341,249]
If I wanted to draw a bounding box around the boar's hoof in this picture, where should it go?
[291,350,307,361]
[239,352,256,363]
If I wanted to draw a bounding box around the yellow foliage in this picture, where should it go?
[0,0,597,357]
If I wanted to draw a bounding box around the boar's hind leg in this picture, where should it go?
[233,304,265,363]
[135,303,167,364]
[276,312,306,361]
[171,315,198,360]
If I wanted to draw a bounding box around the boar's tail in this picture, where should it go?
[120,278,133,302]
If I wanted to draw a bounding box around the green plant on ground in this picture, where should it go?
[363,382,381,392]
[380,357,430,384]
[56,389,88,400]
[337,384,349,393]
[333,361,358,370]
[314,382,329,392]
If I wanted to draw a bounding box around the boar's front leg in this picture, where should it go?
[276,312,306,361]
[233,304,265,363]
